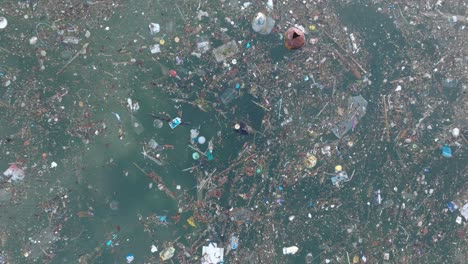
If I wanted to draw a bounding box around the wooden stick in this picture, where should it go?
[323,30,368,74]
[188,144,208,157]
[212,153,256,179]
[382,95,390,142]
[0,46,11,54]
[133,162,148,175]
[315,102,329,118]
[56,43,89,76]
[251,100,270,111]
[331,48,361,79]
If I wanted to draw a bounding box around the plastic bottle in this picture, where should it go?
[251,12,275,35]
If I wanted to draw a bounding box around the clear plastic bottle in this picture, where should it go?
[251,12,275,35]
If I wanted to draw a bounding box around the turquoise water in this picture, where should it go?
[0,1,466,263]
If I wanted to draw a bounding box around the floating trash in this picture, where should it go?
[303,154,317,169]
[109,200,119,211]
[202,243,224,264]
[283,246,299,255]
[251,12,275,35]
[160,247,175,261]
[230,234,239,250]
[149,23,160,34]
[198,136,206,144]
[187,216,197,227]
[212,40,239,63]
[169,117,182,129]
[125,254,134,263]
[442,145,452,158]
[285,27,305,50]
[153,119,163,128]
[331,95,368,138]
[3,164,25,182]
[0,17,8,30]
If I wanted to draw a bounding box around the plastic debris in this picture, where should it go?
[153,119,163,128]
[106,234,118,247]
[3,164,25,182]
[251,12,275,35]
[220,87,238,105]
[159,246,175,261]
[442,145,452,158]
[230,234,239,250]
[266,0,274,10]
[150,44,161,54]
[282,246,299,255]
[29,37,38,45]
[192,152,200,160]
[196,36,211,53]
[187,216,197,227]
[461,203,468,220]
[212,40,239,63]
[374,189,382,205]
[335,165,342,172]
[201,243,224,264]
[206,151,214,161]
[109,200,119,210]
[127,98,139,112]
[447,201,459,212]
[111,112,121,123]
[169,117,182,129]
[451,128,460,137]
[303,154,317,169]
[197,10,209,20]
[331,171,349,187]
[169,69,181,80]
[331,95,368,138]
[285,27,305,50]
[148,139,159,149]
[0,17,7,30]
[198,136,206,144]
[149,23,160,34]
[190,129,200,144]
[151,245,158,253]
[62,36,80,45]
[125,254,134,263]
[158,215,167,223]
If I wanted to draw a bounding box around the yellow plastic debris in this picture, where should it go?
[303,154,317,169]
[335,165,342,172]
[187,216,197,227]
[309,25,316,31]
[353,255,359,263]
[159,39,165,45]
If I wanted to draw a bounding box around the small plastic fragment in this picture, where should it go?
[442,145,452,158]
[160,247,175,260]
[283,246,299,255]
[169,117,182,129]
[0,17,8,29]
[125,254,134,263]
[149,23,160,34]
